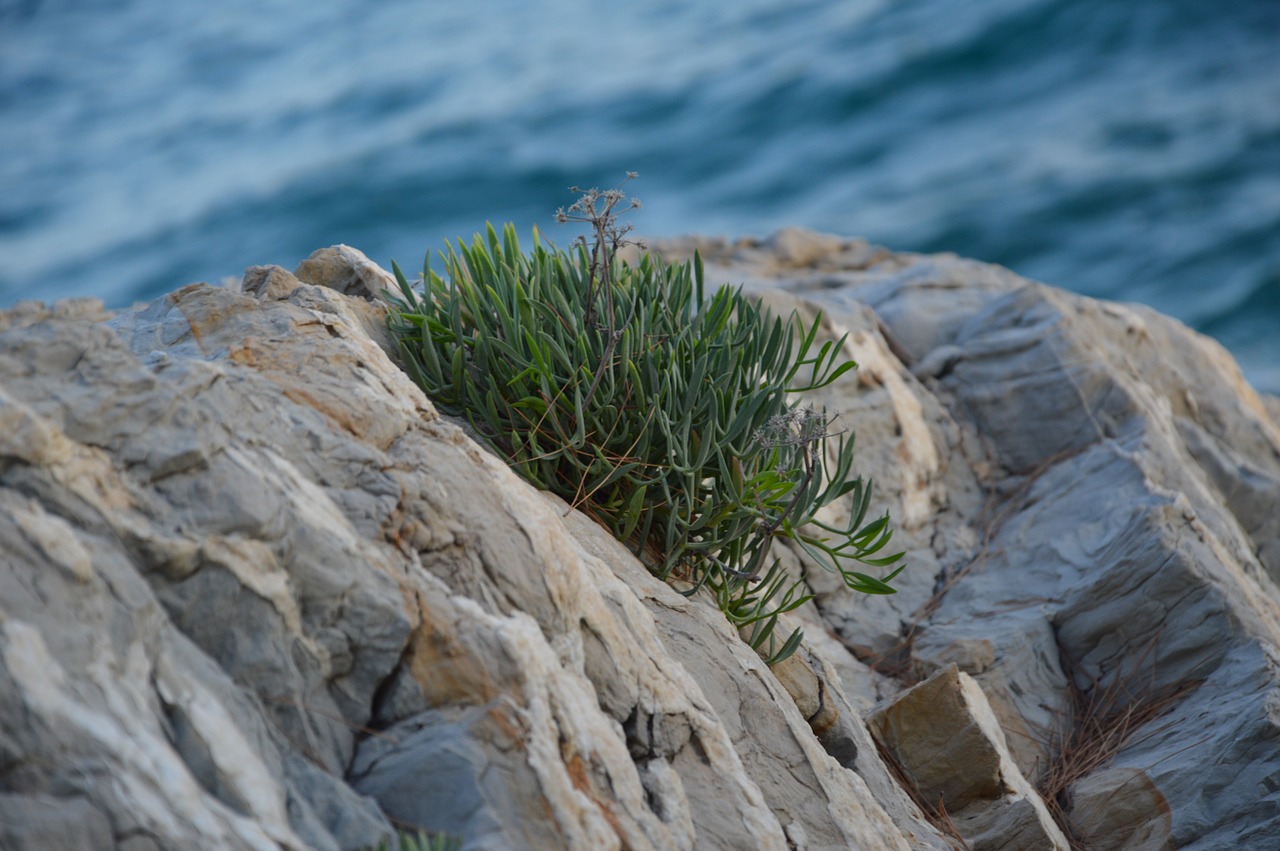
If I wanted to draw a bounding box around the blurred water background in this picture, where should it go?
[2,0,1278,390]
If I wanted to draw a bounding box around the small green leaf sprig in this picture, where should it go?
[387,182,902,663]
[365,829,461,851]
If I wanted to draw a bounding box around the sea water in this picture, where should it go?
[2,0,1277,390]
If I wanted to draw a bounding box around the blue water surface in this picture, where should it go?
[2,0,1278,389]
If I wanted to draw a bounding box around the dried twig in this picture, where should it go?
[1036,638,1206,849]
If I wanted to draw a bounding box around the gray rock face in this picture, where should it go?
[657,232,1280,849]
[2,234,1278,850]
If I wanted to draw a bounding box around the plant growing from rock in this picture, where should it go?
[365,829,461,851]
[386,177,902,663]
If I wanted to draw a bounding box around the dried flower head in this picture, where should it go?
[753,405,832,449]
[555,173,642,245]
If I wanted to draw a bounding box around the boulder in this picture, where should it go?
[1,233,1278,850]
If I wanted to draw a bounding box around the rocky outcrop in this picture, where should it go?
[657,229,1280,850]
[2,232,1278,850]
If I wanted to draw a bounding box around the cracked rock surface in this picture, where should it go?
[656,230,1280,849]
[2,232,1278,849]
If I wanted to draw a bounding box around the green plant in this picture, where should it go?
[365,828,462,851]
[386,180,902,663]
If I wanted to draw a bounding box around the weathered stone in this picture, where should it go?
[654,230,1280,849]
[294,244,397,300]
[868,665,1008,808]
[867,665,1069,850]
[4,228,1280,849]
[954,796,1069,851]
[1068,766,1174,851]
[241,264,301,301]
[0,296,112,332]
[560,502,922,850]
[0,267,931,849]
[777,620,950,847]
[765,227,847,267]
[0,794,115,851]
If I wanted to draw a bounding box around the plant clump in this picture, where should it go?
[386,177,901,663]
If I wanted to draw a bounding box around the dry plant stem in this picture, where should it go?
[559,174,641,412]
[567,405,657,517]
[870,732,972,851]
[933,800,969,851]
[1036,637,1206,849]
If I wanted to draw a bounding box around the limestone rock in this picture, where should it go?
[242,264,302,301]
[1068,767,1174,851]
[0,250,933,850]
[3,231,1280,850]
[868,665,1006,808]
[294,244,397,300]
[867,664,1069,850]
[656,230,1280,850]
